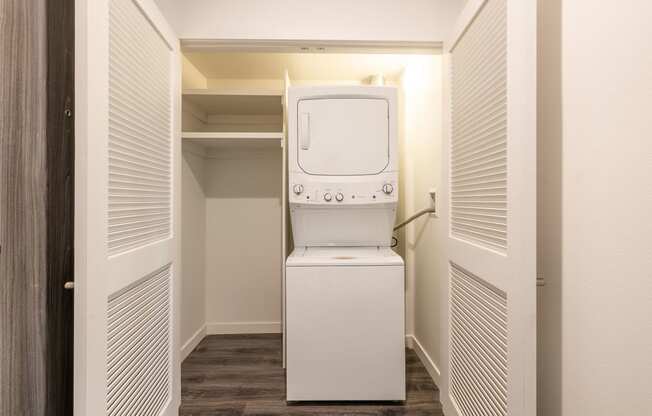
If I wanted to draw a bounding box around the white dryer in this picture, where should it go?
[286,86,405,401]
[287,86,399,247]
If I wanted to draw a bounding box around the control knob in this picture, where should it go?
[293,184,304,195]
[323,192,332,202]
[335,193,344,202]
[382,183,394,195]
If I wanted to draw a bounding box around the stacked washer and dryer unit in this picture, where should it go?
[286,86,406,401]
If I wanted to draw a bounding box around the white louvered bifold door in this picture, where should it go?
[75,0,181,415]
[440,1,536,415]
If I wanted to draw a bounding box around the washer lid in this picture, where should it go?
[287,247,404,267]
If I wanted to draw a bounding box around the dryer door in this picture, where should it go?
[297,98,389,175]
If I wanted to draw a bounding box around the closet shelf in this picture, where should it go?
[183,90,283,118]
[183,88,283,97]
[182,131,284,148]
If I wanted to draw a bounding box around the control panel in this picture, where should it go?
[290,173,398,206]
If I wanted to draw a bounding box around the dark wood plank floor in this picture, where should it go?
[181,334,443,415]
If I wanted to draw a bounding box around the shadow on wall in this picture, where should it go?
[203,148,282,200]
[181,145,282,201]
[537,0,563,415]
[183,145,206,190]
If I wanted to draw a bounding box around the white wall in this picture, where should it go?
[181,145,207,351]
[538,1,652,415]
[397,55,444,381]
[154,0,463,43]
[181,144,282,350]
[203,148,283,334]
[182,55,207,90]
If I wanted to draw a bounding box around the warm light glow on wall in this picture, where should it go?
[400,55,439,91]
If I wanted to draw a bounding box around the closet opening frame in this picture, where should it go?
[179,39,443,368]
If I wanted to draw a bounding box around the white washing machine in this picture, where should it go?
[286,85,405,401]
[286,247,405,401]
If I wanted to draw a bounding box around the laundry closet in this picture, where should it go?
[72,1,538,414]
[178,50,441,355]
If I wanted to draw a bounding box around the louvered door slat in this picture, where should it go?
[450,263,508,416]
[451,0,508,253]
[108,0,172,256]
[107,265,171,416]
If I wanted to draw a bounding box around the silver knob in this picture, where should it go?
[64,281,75,290]
[382,183,394,194]
[293,184,304,195]
[323,192,332,202]
[335,193,344,202]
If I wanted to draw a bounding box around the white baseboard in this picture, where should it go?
[181,325,206,362]
[406,334,441,387]
[206,321,281,335]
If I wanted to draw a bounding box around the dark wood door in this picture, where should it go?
[0,1,48,415]
[46,0,75,414]
[1,1,74,414]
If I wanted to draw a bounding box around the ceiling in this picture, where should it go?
[184,52,438,82]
